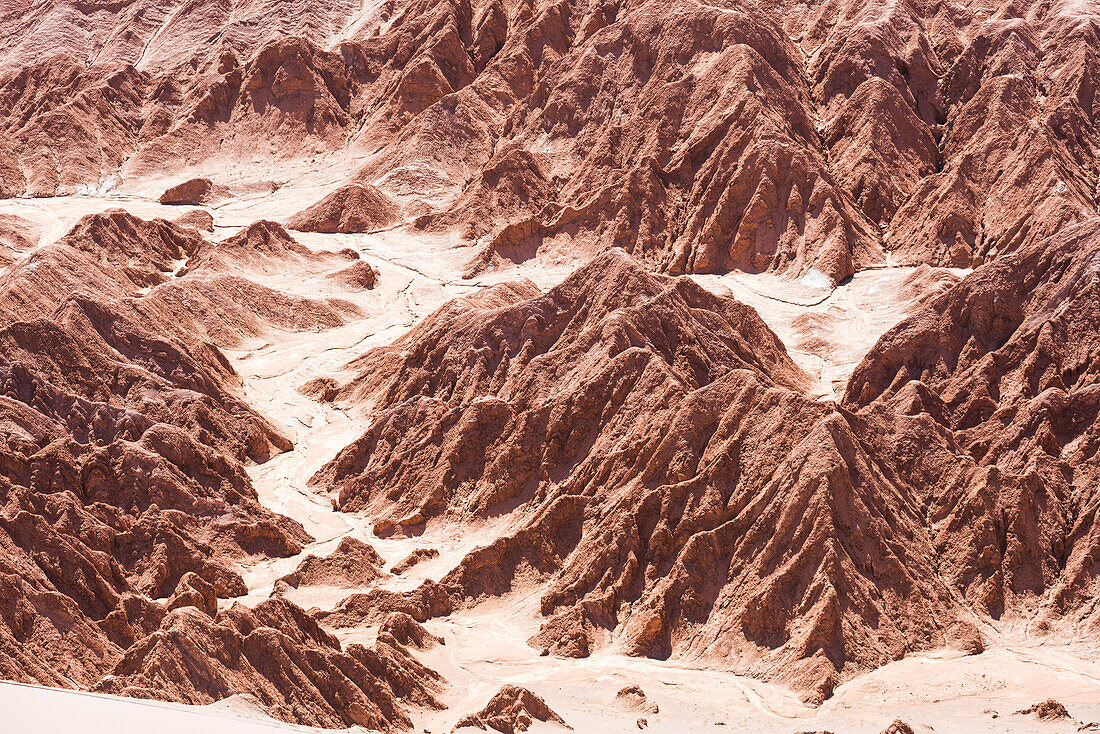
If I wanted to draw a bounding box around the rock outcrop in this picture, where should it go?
[326,260,379,291]
[454,685,570,733]
[1014,700,1072,721]
[288,184,401,233]
[313,250,974,696]
[614,685,658,715]
[275,536,387,591]
[0,214,35,266]
[3,0,1100,726]
[173,209,215,232]
[391,547,440,575]
[96,598,445,730]
[160,178,222,205]
[880,723,915,734]
[0,209,445,729]
[845,219,1100,633]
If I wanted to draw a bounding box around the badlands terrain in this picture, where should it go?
[2,0,1100,731]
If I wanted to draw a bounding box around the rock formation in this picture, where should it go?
[379,611,444,649]
[275,536,387,591]
[845,219,1100,634]
[391,547,440,575]
[313,250,977,696]
[160,178,222,205]
[614,685,658,715]
[1014,700,1072,721]
[96,599,445,729]
[1,0,1090,282]
[0,214,35,266]
[173,209,215,232]
[454,685,570,733]
[287,184,402,233]
[3,0,1100,727]
[313,215,1100,699]
[0,208,445,729]
[326,260,379,291]
[880,723,915,734]
[182,219,358,276]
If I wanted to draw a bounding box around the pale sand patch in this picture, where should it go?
[0,680,359,734]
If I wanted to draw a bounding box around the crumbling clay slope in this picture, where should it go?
[0,209,446,729]
[313,250,977,698]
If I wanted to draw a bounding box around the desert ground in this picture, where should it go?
[3,183,1099,733]
[3,0,1100,731]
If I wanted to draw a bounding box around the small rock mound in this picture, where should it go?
[881,721,915,734]
[1015,700,1071,720]
[391,547,440,575]
[287,184,401,233]
[184,220,353,274]
[173,208,214,232]
[454,685,570,733]
[326,260,378,290]
[299,376,341,403]
[319,580,456,629]
[275,536,386,590]
[160,178,225,205]
[166,572,218,616]
[379,611,443,649]
[615,685,658,714]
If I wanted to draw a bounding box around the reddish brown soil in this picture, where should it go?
[454,684,570,733]
[287,184,402,233]
[0,209,446,728]
[2,0,1100,729]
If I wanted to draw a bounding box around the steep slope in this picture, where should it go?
[846,218,1100,633]
[434,0,879,284]
[1,0,1094,288]
[287,184,402,233]
[312,250,975,698]
[0,209,447,729]
[771,0,1100,267]
[95,599,444,730]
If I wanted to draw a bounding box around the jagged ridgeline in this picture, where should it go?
[0,0,1098,729]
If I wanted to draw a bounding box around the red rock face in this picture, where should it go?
[0,213,35,265]
[312,251,965,695]
[159,178,219,205]
[287,184,402,233]
[0,210,445,728]
[314,226,1100,698]
[0,136,24,198]
[845,220,1100,632]
[2,0,1100,726]
[95,599,444,730]
[2,0,1092,277]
